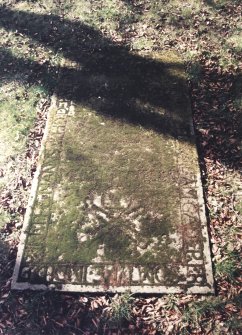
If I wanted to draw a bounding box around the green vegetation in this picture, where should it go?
[24,53,192,283]
[184,297,226,323]
[215,251,240,282]
[182,295,242,334]
[0,84,45,163]
[0,0,241,334]
[106,292,134,327]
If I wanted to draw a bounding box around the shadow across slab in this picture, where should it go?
[0,6,192,140]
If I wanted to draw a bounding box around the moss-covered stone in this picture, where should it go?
[17,51,213,292]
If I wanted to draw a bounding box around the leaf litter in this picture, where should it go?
[0,0,241,334]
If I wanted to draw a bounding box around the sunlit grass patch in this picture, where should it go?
[0,0,240,332]
[215,251,240,282]
[0,210,10,229]
[227,29,242,54]
[64,0,135,32]
[131,36,154,51]
[0,82,46,163]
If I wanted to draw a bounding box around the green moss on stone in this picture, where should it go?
[22,51,200,286]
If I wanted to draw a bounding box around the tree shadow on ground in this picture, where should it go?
[0,6,193,141]
[121,0,141,11]
[0,237,15,313]
[0,6,241,334]
[0,238,13,284]
[203,0,241,9]
[0,5,241,172]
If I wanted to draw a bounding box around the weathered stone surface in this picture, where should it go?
[12,52,214,293]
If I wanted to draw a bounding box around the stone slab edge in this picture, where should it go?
[189,119,214,294]
[11,95,57,291]
[12,94,215,294]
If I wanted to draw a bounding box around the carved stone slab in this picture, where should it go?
[12,52,214,293]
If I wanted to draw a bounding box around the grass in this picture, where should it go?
[182,294,242,334]
[0,83,46,163]
[106,292,134,328]
[0,210,10,229]
[227,29,242,53]
[182,297,226,330]
[215,251,240,282]
[131,36,154,51]
[0,0,241,334]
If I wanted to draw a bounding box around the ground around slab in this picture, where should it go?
[0,1,241,334]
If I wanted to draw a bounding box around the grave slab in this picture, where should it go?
[12,52,214,293]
